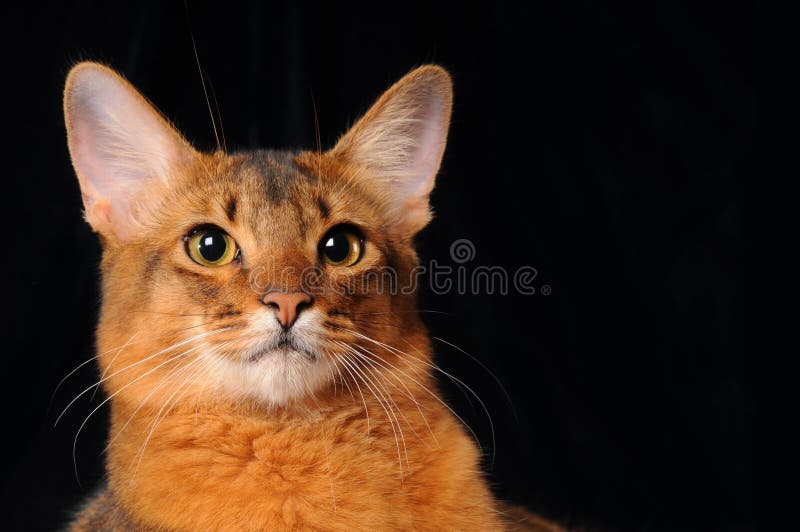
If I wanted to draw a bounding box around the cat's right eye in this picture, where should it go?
[185,226,239,267]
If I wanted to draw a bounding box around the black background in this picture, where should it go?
[0,1,751,530]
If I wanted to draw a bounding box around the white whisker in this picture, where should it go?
[104,342,213,452]
[338,351,406,479]
[50,321,218,404]
[429,336,517,423]
[344,344,437,447]
[89,331,140,402]
[54,327,230,427]
[334,350,370,434]
[130,347,221,480]
[341,328,491,460]
[349,348,423,461]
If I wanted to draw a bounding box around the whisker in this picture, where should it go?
[105,343,214,452]
[300,357,324,410]
[339,351,407,479]
[72,342,208,483]
[430,336,518,424]
[129,361,202,479]
[130,348,217,480]
[343,343,437,446]
[346,310,451,317]
[131,310,229,318]
[204,70,227,152]
[345,348,413,464]
[183,0,222,151]
[195,354,226,426]
[337,352,403,479]
[365,330,496,462]
[325,348,356,404]
[89,332,141,402]
[334,351,370,434]
[54,327,230,427]
[303,353,339,516]
[339,327,492,462]
[50,320,222,404]
[311,90,323,157]
[346,346,427,452]
[342,317,406,330]
[323,349,338,397]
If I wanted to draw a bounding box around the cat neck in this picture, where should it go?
[102,362,467,530]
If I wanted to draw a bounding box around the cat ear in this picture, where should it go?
[329,65,453,235]
[64,62,197,241]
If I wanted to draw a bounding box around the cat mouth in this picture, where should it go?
[245,333,317,362]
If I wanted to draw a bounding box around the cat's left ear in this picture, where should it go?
[64,62,197,242]
[329,65,453,235]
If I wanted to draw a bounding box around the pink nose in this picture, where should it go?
[261,291,313,329]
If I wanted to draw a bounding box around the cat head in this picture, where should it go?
[64,62,452,409]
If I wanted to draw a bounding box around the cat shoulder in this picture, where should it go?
[68,484,151,531]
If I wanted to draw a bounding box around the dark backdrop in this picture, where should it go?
[0,2,751,530]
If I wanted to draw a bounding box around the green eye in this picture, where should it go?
[186,227,238,267]
[320,225,363,267]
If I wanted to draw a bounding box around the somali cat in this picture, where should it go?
[63,62,560,531]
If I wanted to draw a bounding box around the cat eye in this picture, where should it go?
[185,226,239,267]
[319,225,363,267]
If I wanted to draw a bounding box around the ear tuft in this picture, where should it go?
[64,62,195,241]
[330,65,453,235]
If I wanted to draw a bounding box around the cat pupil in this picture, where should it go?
[324,235,349,263]
[199,232,227,262]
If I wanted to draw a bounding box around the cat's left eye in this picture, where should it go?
[185,227,239,267]
[319,225,363,267]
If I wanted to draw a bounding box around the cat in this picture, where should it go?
[63,61,560,531]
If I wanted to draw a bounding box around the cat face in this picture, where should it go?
[64,63,452,408]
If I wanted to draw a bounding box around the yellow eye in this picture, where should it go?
[186,227,238,267]
[319,226,363,267]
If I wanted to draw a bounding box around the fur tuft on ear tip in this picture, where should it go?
[330,65,454,235]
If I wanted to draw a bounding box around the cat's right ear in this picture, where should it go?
[64,62,197,241]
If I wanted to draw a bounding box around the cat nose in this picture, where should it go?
[261,291,313,329]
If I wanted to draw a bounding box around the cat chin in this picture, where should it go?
[197,348,333,407]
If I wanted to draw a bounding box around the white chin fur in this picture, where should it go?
[201,308,333,407]
[206,350,333,406]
